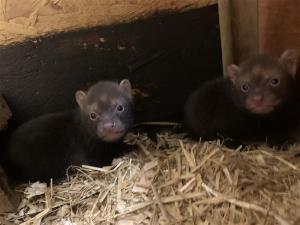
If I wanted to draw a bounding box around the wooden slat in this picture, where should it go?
[230,0,258,64]
[218,0,233,73]
[218,0,258,72]
[258,0,300,58]
[0,0,217,46]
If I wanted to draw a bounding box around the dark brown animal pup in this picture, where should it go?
[185,49,299,146]
[2,79,134,182]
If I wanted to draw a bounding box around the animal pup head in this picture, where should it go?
[75,79,133,142]
[226,49,298,115]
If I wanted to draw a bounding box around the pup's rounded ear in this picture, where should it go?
[75,90,87,109]
[119,79,132,97]
[226,64,240,83]
[279,49,298,77]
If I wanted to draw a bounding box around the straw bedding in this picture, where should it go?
[2,132,300,225]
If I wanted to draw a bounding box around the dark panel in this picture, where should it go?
[0,5,221,127]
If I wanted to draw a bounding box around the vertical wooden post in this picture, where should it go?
[218,0,258,73]
[218,0,234,74]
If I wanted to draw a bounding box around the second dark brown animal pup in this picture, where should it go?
[185,49,300,146]
[2,79,134,182]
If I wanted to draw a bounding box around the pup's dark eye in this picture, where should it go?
[116,104,124,112]
[270,78,280,86]
[90,112,98,120]
[241,84,250,92]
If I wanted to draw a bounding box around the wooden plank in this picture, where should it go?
[258,0,300,59]
[218,0,258,70]
[0,0,217,46]
[231,0,258,64]
[218,0,234,73]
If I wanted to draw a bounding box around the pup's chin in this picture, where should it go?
[98,130,125,142]
[247,104,275,115]
[245,98,281,115]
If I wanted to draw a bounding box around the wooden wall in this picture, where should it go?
[0,0,217,46]
[218,0,258,72]
[219,0,300,72]
[258,0,300,60]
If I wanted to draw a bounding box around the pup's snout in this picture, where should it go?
[103,122,116,129]
[103,120,125,133]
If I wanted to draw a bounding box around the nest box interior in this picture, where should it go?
[1,1,300,224]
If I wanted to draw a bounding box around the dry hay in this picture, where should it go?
[2,132,300,225]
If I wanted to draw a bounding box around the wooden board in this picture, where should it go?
[218,0,233,72]
[0,0,217,45]
[218,0,258,71]
[219,0,300,70]
[230,0,258,64]
[258,0,300,61]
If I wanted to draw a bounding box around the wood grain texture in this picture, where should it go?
[258,0,300,58]
[218,0,258,69]
[218,0,233,73]
[0,0,217,45]
[230,0,258,64]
